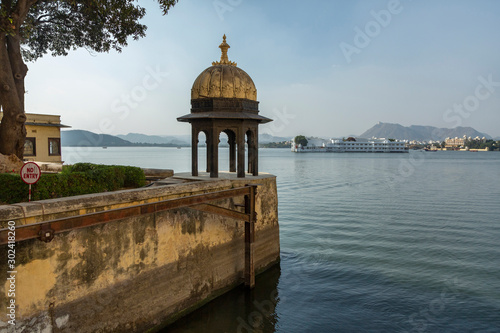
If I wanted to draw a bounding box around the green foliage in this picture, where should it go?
[294,135,308,147]
[464,139,499,150]
[0,0,179,61]
[122,166,146,187]
[0,173,28,204]
[65,163,145,188]
[261,141,291,148]
[0,163,145,204]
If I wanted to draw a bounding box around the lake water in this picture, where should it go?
[63,147,500,332]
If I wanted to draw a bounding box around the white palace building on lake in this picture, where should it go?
[292,137,409,153]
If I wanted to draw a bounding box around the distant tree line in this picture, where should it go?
[260,141,291,148]
[431,141,447,148]
[465,139,500,150]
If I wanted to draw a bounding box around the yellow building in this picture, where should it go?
[0,112,70,164]
[445,135,466,148]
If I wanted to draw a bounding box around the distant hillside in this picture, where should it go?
[61,130,133,147]
[117,132,290,145]
[62,130,291,147]
[360,123,492,141]
[117,133,188,146]
[259,134,291,144]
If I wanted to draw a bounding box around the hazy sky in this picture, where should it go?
[25,0,500,138]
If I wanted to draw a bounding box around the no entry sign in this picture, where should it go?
[20,162,41,184]
[20,162,41,202]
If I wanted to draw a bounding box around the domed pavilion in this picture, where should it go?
[178,35,272,178]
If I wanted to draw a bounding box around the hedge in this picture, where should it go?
[0,163,145,204]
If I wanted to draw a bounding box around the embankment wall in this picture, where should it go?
[0,174,279,332]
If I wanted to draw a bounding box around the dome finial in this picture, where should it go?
[212,34,237,66]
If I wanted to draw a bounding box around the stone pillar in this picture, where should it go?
[237,130,245,178]
[252,129,259,176]
[206,131,211,173]
[228,133,236,173]
[191,127,198,176]
[210,127,219,178]
[247,129,258,176]
[247,132,253,175]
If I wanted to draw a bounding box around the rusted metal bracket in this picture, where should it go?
[189,204,250,222]
[38,225,55,243]
[188,184,258,289]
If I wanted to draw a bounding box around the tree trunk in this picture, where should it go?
[0,33,27,160]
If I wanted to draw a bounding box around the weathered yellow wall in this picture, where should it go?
[0,174,279,332]
[25,124,62,163]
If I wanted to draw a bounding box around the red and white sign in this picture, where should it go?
[20,162,41,184]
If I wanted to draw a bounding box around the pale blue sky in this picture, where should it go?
[25,0,500,138]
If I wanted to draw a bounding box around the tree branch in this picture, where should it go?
[0,34,25,157]
[0,35,19,111]
[35,13,53,22]
[6,35,27,112]
[37,17,74,29]
[12,0,39,27]
[12,0,27,27]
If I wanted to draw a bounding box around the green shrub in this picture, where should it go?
[122,166,146,187]
[0,163,145,204]
[0,173,28,204]
[32,173,62,200]
[64,163,144,188]
[66,162,101,173]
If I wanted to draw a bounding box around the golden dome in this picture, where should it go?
[191,35,257,101]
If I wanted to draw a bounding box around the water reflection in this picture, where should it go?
[161,264,281,333]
